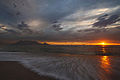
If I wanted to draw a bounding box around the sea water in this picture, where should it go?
[0,45,120,80]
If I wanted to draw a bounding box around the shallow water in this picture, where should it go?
[0,45,120,80]
[0,51,120,80]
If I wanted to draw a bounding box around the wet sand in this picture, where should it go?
[0,61,58,80]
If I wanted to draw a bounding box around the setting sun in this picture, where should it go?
[101,42,106,45]
[98,41,108,45]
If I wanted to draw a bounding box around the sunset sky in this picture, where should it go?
[0,0,120,45]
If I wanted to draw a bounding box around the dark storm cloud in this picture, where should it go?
[0,0,120,42]
[17,21,28,30]
[17,21,32,33]
[115,26,120,29]
[0,3,17,24]
[5,29,18,34]
[36,0,83,22]
[78,28,107,33]
[33,0,120,23]
[0,0,37,24]
[93,14,120,27]
[51,21,63,31]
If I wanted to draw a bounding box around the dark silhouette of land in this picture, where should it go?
[13,40,49,45]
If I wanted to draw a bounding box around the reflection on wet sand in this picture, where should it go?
[100,56,111,73]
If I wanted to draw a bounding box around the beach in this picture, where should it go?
[0,49,120,80]
[0,61,58,80]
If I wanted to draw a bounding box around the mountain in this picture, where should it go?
[13,40,49,45]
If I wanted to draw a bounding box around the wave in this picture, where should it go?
[0,52,120,80]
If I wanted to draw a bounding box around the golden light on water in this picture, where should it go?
[100,56,111,73]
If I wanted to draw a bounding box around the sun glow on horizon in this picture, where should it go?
[99,42,107,45]
[38,41,120,45]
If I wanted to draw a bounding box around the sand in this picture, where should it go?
[0,61,58,80]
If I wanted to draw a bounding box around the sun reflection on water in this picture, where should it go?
[100,56,111,73]
[101,46,106,54]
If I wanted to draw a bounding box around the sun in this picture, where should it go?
[101,42,105,45]
[99,42,107,45]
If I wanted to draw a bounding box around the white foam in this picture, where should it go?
[0,52,119,80]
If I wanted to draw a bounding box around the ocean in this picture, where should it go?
[0,45,120,80]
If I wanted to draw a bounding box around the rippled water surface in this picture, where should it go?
[0,45,120,80]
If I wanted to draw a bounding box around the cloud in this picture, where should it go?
[93,14,120,27]
[51,21,63,31]
[0,24,18,35]
[0,0,120,42]
[58,6,120,33]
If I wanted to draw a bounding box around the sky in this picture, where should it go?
[0,0,120,43]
